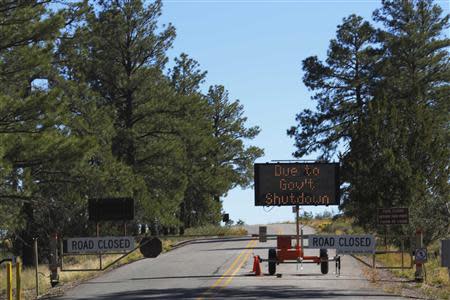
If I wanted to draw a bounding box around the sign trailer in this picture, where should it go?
[253,162,342,276]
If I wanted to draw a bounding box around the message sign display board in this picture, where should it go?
[377,207,409,225]
[88,197,134,221]
[308,234,376,254]
[441,240,450,267]
[65,236,135,253]
[254,163,340,206]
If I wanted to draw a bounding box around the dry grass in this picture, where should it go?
[0,226,248,299]
[308,217,450,299]
[376,249,450,299]
[0,251,144,299]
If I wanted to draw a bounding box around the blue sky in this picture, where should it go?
[159,0,450,225]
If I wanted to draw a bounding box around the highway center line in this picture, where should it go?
[210,239,257,288]
[220,241,256,288]
[196,239,257,300]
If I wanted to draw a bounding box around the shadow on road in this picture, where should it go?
[84,286,405,299]
[186,237,256,245]
[201,246,273,251]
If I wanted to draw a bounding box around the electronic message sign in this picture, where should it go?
[254,163,339,206]
[88,197,134,221]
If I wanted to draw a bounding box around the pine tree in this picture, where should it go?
[0,1,92,264]
[370,0,449,240]
[288,1,449,240]
[288,14,378,160]
[207,85,264,196]
[59,0,190,226]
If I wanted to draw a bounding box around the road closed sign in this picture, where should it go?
[66,236,135,253]
[308,234,376,254]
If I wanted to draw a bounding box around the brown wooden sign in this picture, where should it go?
[377,207,409,225]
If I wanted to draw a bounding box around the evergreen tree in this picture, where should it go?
[59,0,190,226]
[288,1,449,240]
[207,85,264,196]
[370,0,449,240]
[169,54,219,228]
[288,14,378,160]
[0,0,92,264]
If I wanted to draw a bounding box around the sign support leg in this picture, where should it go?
[401,240,404,269]
[384,225,388,250]
[414,229,424,282]
[34,239,39,297]
[96,223,103,270]
[296,205,300,249]
[49,233,59,287]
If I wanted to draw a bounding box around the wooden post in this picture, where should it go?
[6,262,12,300]
[49,233,59,287]
[401,239,404,269]
[34,239,39,297]
[97,223,102,270]
[296,205,300,250]
[384,225,388,250]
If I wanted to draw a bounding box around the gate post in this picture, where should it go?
[414,229,424,282]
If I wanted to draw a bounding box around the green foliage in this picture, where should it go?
[314,210,333,219]
[0,0,262,264]
[289,0,449,242]
[298,211,313,221]
[236,219,245,226]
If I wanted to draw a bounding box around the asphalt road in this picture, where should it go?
[59,224,406,299]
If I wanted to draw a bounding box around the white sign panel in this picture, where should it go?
[308,235,376,254]
[66,236,135,253]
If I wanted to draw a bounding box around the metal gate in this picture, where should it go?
[351,235,414,269]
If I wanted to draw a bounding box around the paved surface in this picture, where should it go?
[59,224,406,299]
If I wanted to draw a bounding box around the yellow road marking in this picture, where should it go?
[209,239,256,288]
[197,239,257,300]
[220,244,255,287]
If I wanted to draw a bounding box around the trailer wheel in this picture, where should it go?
[268,248,277,275]
[320,248,329,274]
